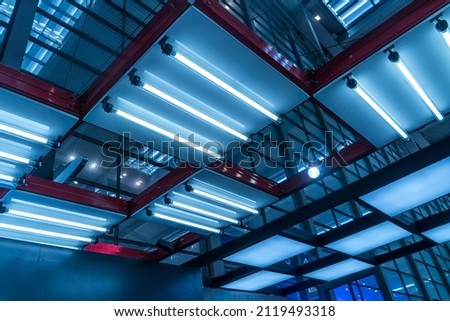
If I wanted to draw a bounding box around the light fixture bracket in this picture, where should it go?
[383,45,400,63]
[101,96,114,113]
[128,68,142,87]
[430,14,448,33]
[0,204,5,214]
[184,183,193,193]
[158,35,175,56]
[164,195,172,205]
[343,73,357,89]
[145,208,153,217]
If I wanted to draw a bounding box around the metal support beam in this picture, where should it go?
[311,0,450,91]
[79,0,190,117]
[0,64,78,115]
[208,160,279,196]
[129,162,200,214]
[185,135,450,268]
[0,188,9,199]
[18,176,129,214]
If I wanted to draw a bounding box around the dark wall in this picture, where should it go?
[0,239,203,300]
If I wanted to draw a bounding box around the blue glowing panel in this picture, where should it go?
[361,157,450,216]
[422,223,450,244]
[221,271,293,292]
[326,222,411,255]
[224,235,314,267]
[304,259,374,281]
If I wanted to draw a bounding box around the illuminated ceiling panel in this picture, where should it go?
[132,169,278,235]
[224,235,314,267]
[221,270,294,292]
[361,157,450,216]
[0,88,77,187]
[326,221,412,255]
[315,9,450,147]
[0,190,125,250]
[85,7,308,161]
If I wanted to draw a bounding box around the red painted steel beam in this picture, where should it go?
[0,64,78,116]
[79,0,190,117]
[130,162,200,214]
[208,160,279,196]
[312,0,450,91]
[18,176,129,214]
[85,243,154,260]
[85,232,202,262]
[278,140,375,198]
[194,0,312,93]
[0,188,9,199]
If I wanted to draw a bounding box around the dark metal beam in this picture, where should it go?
[18,176,129,214]
[0,188,9,199]
[1,0,38,70]
[414,209,450,232]
[185,135,450,268]
[79,0,190,117]
[311,0,450,91]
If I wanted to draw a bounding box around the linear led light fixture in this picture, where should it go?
[0,222,92,243]
[102,97,222,159]
[10,198,107,223]
[128,69,249,141]
[0,123,52,145]
[345,75,409,140]
[164,196,239,224]
[0,150,37,166]
[0,173,15,182]
[146,208,221,234]
[5,209,107,232]
[185,184,259,214]
[158,36,280,122]
[431,14,450,49]
[385,47,444,122]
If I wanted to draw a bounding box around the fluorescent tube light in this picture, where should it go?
[0,173,14,182]
[152,212,221,234]
[0,151,31,164]
[389,53,444,122]
[0,223,92,242]
[171,200,239,224]
[7,209,107,232]
[348,78,409,140]
[441,29,450,48]
[141,83,248,141]
[173,52,279,122]
[115,109,221,159]
[191,188,259,214]
[10,198,108,222]
[0,123,49,144]
[340,0,367,20]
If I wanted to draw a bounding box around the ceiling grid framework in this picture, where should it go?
[0,0,449,299]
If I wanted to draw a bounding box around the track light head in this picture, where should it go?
[436,19,448,33]
[0,204,6,214]
[346,77,357,89]
[164,195,172,205]
[184,184,193,193]
[128,68,142,87]
[145,208,153,217]
[158,35,175,56]
[101,96,114,113]
[387,50,400,63]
